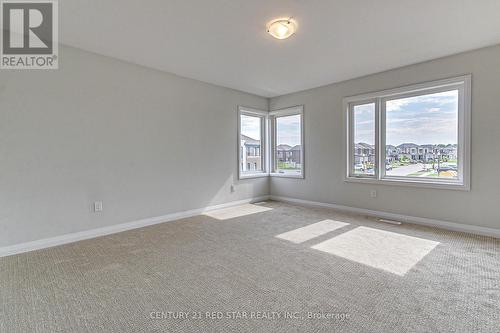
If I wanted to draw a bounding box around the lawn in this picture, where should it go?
[277,161,300,170]
[407,170,456,178]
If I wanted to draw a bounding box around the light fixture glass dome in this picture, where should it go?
[267,19,297,40]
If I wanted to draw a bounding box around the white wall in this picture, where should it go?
[3,44,499,249]
[270,45,500,230]
[0,46,268,247]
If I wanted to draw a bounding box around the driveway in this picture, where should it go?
[387,163,427,176]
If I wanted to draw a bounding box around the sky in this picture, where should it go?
[241,114,301,146]
[276,114,301,146]
[240,115,261,141]
[354,90,458,146]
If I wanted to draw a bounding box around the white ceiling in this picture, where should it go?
[60,1,500,97]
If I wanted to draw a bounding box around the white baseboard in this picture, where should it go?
[3,194,496,258]
[0,195,270,258]
[270,195,500,238]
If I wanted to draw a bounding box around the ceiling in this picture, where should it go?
[60,1,500,98]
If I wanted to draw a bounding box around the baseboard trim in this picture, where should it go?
[0,195,270,258]
[270,195,500,238]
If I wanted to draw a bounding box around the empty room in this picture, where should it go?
[1,1,500,332]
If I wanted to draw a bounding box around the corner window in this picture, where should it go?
[270,106,304,178]
[238,107,267,179]
[345,75,471,190]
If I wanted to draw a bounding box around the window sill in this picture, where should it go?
[239,172,269,180]
[270,172,304,179]
[344,176,469,191]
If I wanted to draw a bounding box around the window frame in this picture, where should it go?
[344,75,471,191]
[270,105,305,179]
[348,99,379,180]
[237,106,269,179]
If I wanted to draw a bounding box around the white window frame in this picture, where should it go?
[237,106,269,179]
[347,99,379,179]
[270,105,305,179]
[344,75,471,190]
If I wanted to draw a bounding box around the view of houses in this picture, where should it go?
[355,142,458,178]
[276,144,302,171]
[241,133,457,178]
[240,135,262,171]
[240,135,302,172]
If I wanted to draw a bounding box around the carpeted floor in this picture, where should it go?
[1,201,499,332]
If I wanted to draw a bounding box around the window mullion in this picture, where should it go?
[378,97,385,181]
[375,98,380,180]
[348,104,354,178]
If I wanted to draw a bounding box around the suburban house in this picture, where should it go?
[354,142,376,165]
[240,135,261,171]
[393,143,457,162]
[241,139,302,172]
[355,142,458,165]
[276,144,302,167]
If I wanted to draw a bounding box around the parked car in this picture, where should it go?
[437,166,453,172]
[354,164,364,171]
[435,163,457,172]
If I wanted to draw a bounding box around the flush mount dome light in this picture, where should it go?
[267,19,297,40]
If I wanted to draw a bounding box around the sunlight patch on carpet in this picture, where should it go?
[311,226,439,276]
[276,220,350,244]
[203,204,272,220]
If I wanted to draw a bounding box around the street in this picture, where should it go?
[387,163,428,177]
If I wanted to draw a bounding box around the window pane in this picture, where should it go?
[275,114,302,175]
[385,90,458,179]
[353,103,376,176]
[240,114,262,173]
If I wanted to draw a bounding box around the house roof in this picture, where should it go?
[394,143,457,149]
[240,135,260,145]
[277,144,292,151]
[355,142,374,149]
[397,143,419,149]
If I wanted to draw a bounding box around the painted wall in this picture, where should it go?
[0,46,268,247]
[270,45,500,230]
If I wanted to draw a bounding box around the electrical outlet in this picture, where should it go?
[370,190,377,198]
[230,184,235,193]
[94,201,103,212]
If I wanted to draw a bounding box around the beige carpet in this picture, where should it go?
[1,201,499,332]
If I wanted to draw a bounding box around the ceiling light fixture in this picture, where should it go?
[267,19,297,40]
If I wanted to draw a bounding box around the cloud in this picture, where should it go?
[427,107,441,113]
[355,120,374,125]
[276,115,301,146]
[241,115,261,141]
[354,103,375,115]
[382,89,459,145]
[386,98,409,112]
[386,90,458,112]
[386,117,458,145]
[276,114,301,125]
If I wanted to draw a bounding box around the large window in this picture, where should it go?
[270,106,304,178]
[345,75,471,190]
[238,107,267,178]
